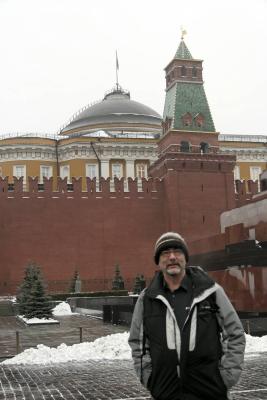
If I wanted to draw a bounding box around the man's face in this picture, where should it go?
[158,248,186,277]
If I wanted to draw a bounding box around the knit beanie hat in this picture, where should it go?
[154,232,189,265]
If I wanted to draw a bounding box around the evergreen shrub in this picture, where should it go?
[17,262,53,319]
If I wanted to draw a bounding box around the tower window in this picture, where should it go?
[181,112,192,127]
[180,141,191,152]
[194,113,205,128]
[192,66,197,78]
[181,66,187,77]
[200,142,209,154]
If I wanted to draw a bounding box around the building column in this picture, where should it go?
[126,159,135,179]
[100,160,110,179]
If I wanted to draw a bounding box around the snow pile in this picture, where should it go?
[52,302,73,316]
[0,296,16,302]
[1,332,130,365]
[245,334,267,353]
[19,316,58,325]
[2,332,267,366]
[17,302,73,324]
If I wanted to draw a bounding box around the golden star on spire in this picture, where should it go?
[181,26,187,40]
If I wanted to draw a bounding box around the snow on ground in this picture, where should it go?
[52,301,73,316]
[1,332,130,365]
[17,302,73,324]
[0,296,16,302]
[1,332,267,366]
[18,316,59,325]
[245,334,267,353]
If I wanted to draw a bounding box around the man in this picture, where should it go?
[129,232,245,400]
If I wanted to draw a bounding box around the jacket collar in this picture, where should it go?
[146,266,215,299]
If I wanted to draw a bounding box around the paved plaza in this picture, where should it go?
[0,315,266,400]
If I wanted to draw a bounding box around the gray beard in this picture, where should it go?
[165,264,184,276]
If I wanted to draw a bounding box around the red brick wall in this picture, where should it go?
[0,178,165,295]
[158,131,219,152]
[0,167,236,295]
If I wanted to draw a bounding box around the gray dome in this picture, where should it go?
[61,87,162,136]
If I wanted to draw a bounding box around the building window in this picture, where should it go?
[40,165,53,183]
[181,112,192,127]
[234,166,240,180]
[192,66,197,78]
[180,141,190,152]
[86,164,98,179]
[60,165,70,181]
[181,66,186,77]
[136,163,147,179]
[194,113,205,128]
[112,163,122,179]
[13,165,26,180]
[200,142,209,154]
[250,166,262,181]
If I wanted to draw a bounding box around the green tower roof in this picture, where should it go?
[163,38,216,133]
[175,39,193,60]
[163,82,216,132]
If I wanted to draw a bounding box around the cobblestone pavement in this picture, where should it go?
[0,354,266,400]
[0,316,266,399]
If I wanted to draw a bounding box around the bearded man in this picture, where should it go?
[129,232,245,400]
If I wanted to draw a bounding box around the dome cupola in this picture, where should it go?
[60,85,162,137]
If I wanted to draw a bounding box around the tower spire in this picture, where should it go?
[162,36,216,134]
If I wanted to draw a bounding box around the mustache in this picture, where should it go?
[166,262,185,269]
[166,261,185,270]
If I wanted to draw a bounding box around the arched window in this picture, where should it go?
[200,142,209,154]
[180,141,190,152]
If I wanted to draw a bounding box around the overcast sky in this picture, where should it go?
[0,0,266,136]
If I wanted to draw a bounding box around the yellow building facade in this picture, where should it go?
[0,87,266,188]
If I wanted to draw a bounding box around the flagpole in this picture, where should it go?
[116,50,119,90]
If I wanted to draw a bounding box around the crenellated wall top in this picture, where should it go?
[0,176,164,199]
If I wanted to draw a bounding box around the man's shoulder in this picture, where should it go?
[187,265,206,273]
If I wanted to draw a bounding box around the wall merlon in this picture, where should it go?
[0,176,164,199]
